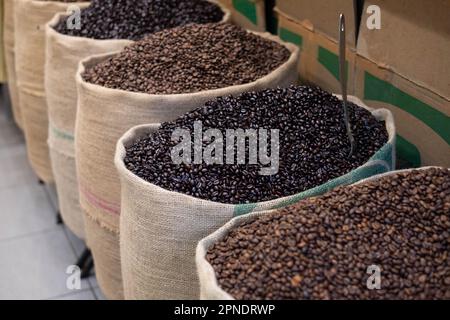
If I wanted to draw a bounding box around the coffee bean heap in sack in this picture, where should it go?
[207,167,450,299]
[83,23,291,94]
[124,86,388,204]
[54,0,224,40]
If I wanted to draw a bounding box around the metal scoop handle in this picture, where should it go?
[339,14,356,156]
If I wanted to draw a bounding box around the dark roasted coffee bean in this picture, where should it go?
[54,0,224,40]
[83,23,291,94]
[207,167,450,300]
[124,86,389,204]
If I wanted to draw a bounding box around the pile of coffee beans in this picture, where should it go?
[83,23,291,94]
[54,0,224,40]
[207,167,450,300]
[124,86,388,204]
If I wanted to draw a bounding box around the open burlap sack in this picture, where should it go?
[15,0,66,182]
[15,0,88,182]
[3,0,22,129]
[195,166,444,299]
[75,32,298,300]
[45,11,131,240]
[0,0,4,82]
[114,97,396,300]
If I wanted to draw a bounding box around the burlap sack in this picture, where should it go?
[75,32,297,300]
[195,166,444,299]
[49,150,85,236]
[15,0,88,182]
[114,97,396,300]
[3,0,22,129]
[0,3,3,83]
[45,11,131,240]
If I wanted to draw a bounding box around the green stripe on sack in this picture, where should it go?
[396,135,421,168]
[364,72,450,145]
[350,161,391,182]
[232,0,258,25]
[279,27,302,47]
[273,160,391,211]
[232,142,393,217]
[234,203,257,216]
[318,46,348,81]
[51,126,74,141]
[369,141,394,169]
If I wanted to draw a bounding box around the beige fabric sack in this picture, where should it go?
[114,97,395,300]
[0,0,4,83]
[3,0,22,129]
[195,166,445,299]
[76,32,298,300]
[15,0,87,182]
[45,11,131,240]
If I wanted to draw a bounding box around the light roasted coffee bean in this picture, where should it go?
[207,167,450,299]
[83,23,291,94]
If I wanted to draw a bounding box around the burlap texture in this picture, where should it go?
[3,0,22,129]
[18,87,53,181]
[76,33,298,230]
[195,167,444,299]
[77,32,297,300]
[0,0,5,83]
[115,97,395,300]
[49,148,85,238]
[84,214,123,300]
[15,0,86,182]
[196,209,272,300]
[74,5,236,300]
[45,10,130,240]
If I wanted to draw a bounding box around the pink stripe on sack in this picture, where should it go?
[79,184,120,216]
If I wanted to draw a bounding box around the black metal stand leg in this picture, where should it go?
[76,248,94,279]
[76,248,91,267]
[56,211,63,225]
[81,256,94,279]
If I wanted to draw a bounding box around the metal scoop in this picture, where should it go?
[339,14,356,156]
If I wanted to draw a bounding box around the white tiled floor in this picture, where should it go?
[0,86,105,300]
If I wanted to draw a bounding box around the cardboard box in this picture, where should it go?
[356,0,450,168]
[276,8,356,94]
[355,57,449,168]
[357,0,450,99]
[276,0,357,47]
[219,0,266,32]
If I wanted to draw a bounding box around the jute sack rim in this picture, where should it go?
[14,0,90,89]
[195,166,448,300]
[45,0,230,48]
[114,95,395,211]
[45,8,131,146]
[18,0,88,11]
[76,30,299,103]
[46,12,130,47]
